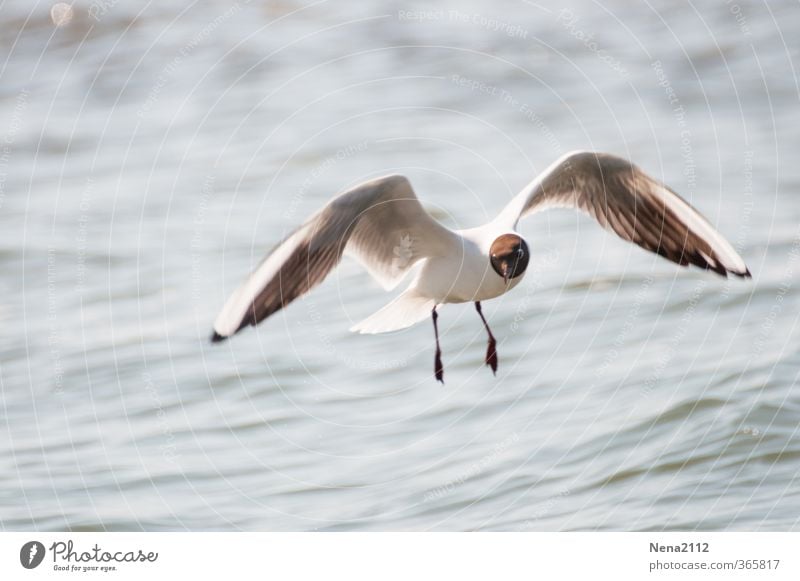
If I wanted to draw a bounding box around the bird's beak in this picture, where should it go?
[502,262,511,285]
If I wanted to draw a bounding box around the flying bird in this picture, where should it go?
[211,151,750,382]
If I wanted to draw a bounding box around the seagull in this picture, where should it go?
[211,151,750,382]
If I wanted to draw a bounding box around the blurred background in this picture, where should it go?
[1,0,799,531]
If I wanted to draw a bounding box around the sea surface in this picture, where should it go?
[2,0,799,531]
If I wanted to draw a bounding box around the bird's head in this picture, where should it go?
[489,233,530,284]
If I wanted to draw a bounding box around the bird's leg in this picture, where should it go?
[432,306,444,383]
[475,301,498,375]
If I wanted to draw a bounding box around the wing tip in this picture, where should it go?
[357,173,410,192]
[717,254,751,279]
[210,330,229,344]
[705,261,752,280]
[706,262,751,279]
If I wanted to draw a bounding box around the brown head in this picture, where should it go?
[490,233,530,283]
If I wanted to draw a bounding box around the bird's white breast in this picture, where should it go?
[411,228,525,304]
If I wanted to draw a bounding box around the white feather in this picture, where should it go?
[350,289,435,334]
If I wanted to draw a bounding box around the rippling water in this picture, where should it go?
[2,0,799,531]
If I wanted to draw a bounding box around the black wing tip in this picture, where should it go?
[719,265,752,279]
[680,248,751,280]
[210,330,228,344]
[674,252,752,280]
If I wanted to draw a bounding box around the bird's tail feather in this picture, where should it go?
[350,289,435,334]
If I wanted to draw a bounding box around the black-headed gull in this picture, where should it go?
[211,151,750,382]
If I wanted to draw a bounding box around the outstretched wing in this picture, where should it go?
[495,151,750,277]
[212,175,458,341]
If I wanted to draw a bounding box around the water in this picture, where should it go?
[2,0,799,531]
